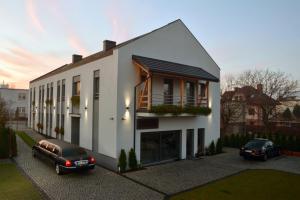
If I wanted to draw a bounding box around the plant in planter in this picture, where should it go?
[118,149,127,173]
[54,126,59,135]
[71,96,80,106]
[59,127,64,135]
[128,148,138,170]
[45,99,53,106]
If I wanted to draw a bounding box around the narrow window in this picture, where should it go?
[94,70,100,100]
[72,76,80,96]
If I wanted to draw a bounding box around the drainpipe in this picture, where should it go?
[133,76,151,151]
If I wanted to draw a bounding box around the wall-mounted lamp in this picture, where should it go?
[126,106,130,110]
[84,106,88,110]
[109,117,114,120]
[53,106,56,110]
[67,107,69,110]
[122,117,126,120]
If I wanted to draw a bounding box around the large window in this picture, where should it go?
[18,93,26,100]
[94,70,99,99]
[73,76,80,96]
[186,81,195,105]
[199,83,207,98]
[163,79,173,105]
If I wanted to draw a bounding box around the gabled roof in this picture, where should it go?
[30,19,219,84]
[132,55,219,82]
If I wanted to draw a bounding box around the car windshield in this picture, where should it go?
[62,147,87,157]
[245,140,266,148]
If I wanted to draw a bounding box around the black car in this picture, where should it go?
[240,138,280,161]
[32,139,96,175]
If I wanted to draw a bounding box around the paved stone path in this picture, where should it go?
[14,135,164,200]
[125,148,300,195]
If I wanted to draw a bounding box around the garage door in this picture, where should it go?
[141,130,181,165]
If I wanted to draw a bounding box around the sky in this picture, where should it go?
[0,0,299,89]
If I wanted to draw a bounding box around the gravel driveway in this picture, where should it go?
[125,148,300,195]
[14,136,164,200]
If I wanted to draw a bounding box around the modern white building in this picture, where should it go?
[28,19,220,170]
[0,85,28,119]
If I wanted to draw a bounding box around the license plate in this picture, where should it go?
[245,150,252,153]
[75,160,88,166]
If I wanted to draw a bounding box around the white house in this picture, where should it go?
[28,19,220,170]
[0,85,28,119]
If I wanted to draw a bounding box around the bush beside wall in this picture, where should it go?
[118,149,127,173]
[222,133,300,152]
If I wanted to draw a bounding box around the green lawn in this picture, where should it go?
[170,169,300,200]
[15,131,36,147]
[0,163,41,200]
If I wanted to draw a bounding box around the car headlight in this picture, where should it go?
[262,147,266,152]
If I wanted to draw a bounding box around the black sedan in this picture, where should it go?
[32,139,96,175]
[240,138,280,161]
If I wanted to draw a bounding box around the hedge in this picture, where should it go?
[15,131,36,148]
[0,128,17,158]
[222,133,300,152]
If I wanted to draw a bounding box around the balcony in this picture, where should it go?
[135,76,211,117]
[132,55,219,117]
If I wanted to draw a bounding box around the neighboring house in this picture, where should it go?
[0,85,28,120]
[28,19,220,170]
[221,84,278,135]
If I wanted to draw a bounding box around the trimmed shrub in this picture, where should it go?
[293,104,300,119]
[216,138,223,154]
[128,148,138,170]
[118,149,127,173]
[223,135,229,147]
[208,141,215,155]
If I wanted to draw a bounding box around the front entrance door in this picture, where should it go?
[197,128,205,155]
[186,129,194,159]
[71,117,80,145]
[141,130,180,165]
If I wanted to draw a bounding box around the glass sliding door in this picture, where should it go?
[141,130,181,165]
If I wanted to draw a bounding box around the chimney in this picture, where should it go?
[103,40,116,51]
[257,84,263,93]
[72,54,82,63]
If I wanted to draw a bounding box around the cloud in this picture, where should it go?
[26,0,45,32]
[0,45,67,89]
[68,35,88,56]
[104,0,132,43]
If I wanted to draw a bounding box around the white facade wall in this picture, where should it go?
[29,53,119,159]
[28,20,221,167]
[116,20,220,161]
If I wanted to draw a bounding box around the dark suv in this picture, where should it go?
[240,138,280,161]
[32,139,96,175]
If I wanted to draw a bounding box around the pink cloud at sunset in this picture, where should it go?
[26,0,45,33]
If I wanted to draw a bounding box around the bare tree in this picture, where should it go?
[230,69,298,99]
[221,98,244,134]
[0,97,9,128]
[223,69,299,133]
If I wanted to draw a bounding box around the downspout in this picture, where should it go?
[133,76,151,151]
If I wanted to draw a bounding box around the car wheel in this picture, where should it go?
[263,154,268,161]
[55,164,63,175]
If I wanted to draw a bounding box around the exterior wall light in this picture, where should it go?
[67,107,69,109]
[85,106,88,110]
[126,106,130,110]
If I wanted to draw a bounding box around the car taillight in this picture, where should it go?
[65,160,72,167]
[89,156,96,164]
